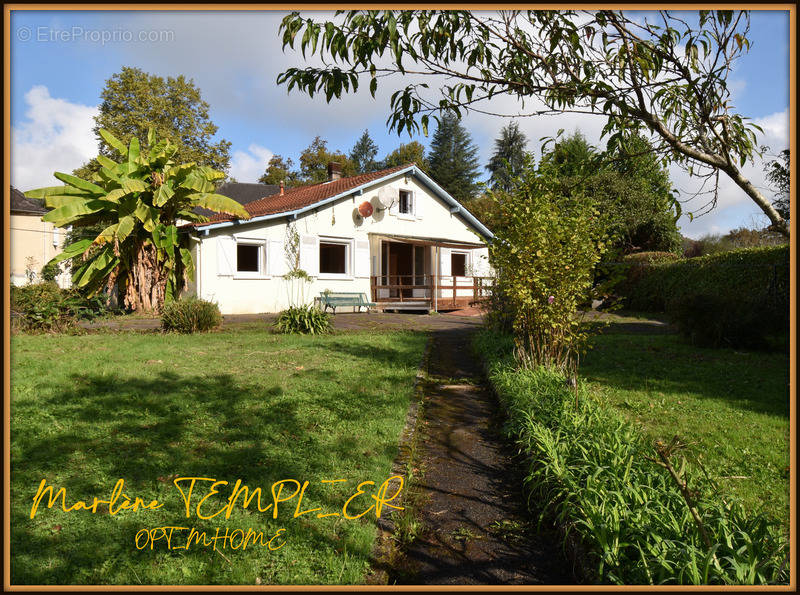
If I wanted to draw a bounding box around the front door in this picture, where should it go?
[393,243,414,298]
[382,241,426,299]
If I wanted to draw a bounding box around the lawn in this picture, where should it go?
[10,327,428,585]
[580,326,790,531]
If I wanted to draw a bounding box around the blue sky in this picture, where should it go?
[10,9,791,238]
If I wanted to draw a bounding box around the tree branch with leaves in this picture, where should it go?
[277,9,788,236]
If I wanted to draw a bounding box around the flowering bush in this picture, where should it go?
[486,159,612,371]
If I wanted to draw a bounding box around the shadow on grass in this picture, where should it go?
[580,332,790,419]
[10,334,422,585]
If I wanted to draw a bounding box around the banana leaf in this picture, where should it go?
[99,129,128,157]
[52,172,105,195]
[189,192,250,219]
[43,199,109,225]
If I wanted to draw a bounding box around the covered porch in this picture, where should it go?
[368,233,493,312]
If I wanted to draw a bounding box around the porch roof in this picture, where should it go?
[368,232,486,250]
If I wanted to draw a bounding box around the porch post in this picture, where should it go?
[433,245,438,312]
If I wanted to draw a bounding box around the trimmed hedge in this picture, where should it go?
[617,246,789,348]
[474,330,788,585]
[619,246,788,312]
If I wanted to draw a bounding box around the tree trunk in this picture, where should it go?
[123,241,168,313]
[724,165,790,236]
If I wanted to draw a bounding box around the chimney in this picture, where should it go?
[279,180,285,196]
[327,161,342,182]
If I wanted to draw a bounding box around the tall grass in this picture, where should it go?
[475,330,788,585]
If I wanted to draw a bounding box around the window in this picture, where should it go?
[398,190,414,215]
[451,252,467,277]
[236,243,263,274]
[320,241,349,275]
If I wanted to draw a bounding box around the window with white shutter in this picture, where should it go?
[354,240,370,278]
[217,236,236,276]
[269,239,287,277]
[299,235,320,276]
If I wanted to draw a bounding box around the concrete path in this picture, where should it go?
[388,327,574,585]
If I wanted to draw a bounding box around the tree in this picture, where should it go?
[26,129,248,313]
[427,111,481,203]
[75,67,231,178]
[486,121,530,191]
[259,154,299,187]
[277,10,789,236]
[297,136,356,184]
[382,141,430,173]
[538,132,600,178]
[349,129,380,173]
[542,132,681,254]
[764,149,789,222]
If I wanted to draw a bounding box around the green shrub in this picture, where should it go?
[486,157,612,371]
[474,330,788,585]
[274,305,332,335]
[619,246,788,312]
[617,246,788,348]
[39,259,61,282]
[160,298,222,333]
[11,282,111,332]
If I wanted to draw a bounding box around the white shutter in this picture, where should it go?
[413,192,421,219]
[299,235,319,276]
[217,236,235,276]
[354,239,370,278]
[439,247,451,276]
[269,239,287,277]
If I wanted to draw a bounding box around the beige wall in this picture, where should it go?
[10,213,71,288]
[189,173,492,314]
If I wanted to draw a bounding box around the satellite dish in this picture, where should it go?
[352,207,364,226]
[358,201,374,218]
[377,187,396,210]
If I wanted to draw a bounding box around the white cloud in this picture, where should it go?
[229,143,273,183]
[11,85,98,191]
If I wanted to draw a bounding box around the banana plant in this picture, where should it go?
[25,128,249,313]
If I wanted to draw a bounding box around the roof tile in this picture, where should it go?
[196,163,411,226]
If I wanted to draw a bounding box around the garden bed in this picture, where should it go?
[474,329,788,585]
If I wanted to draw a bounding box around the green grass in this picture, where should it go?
[580,330,790,530]
[10,328,427,585]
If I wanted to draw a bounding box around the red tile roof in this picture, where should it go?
[197,163,412,226]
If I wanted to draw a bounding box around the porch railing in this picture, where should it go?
[370,275,494,308]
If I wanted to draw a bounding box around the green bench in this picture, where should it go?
[319,292,377,314]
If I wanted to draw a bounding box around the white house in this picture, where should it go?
[184,162,494,314]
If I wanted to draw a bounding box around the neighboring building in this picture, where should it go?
[184,163,494,314]
[9,187,71,288]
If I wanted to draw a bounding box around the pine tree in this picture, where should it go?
[486,122,529,191]
[427,112,481,203]
[349,129,379,173]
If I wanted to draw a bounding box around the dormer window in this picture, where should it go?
[398,190,414,215]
